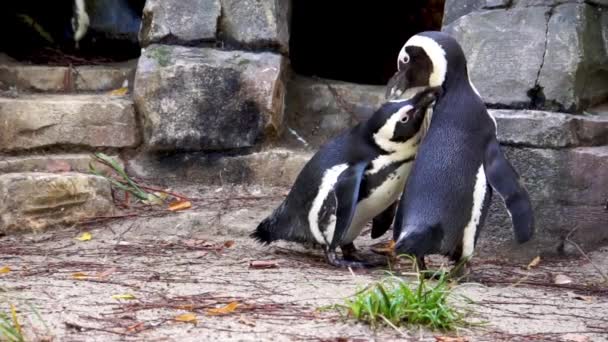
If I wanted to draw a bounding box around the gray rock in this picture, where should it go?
[219,0,290,53]
[444,7,549,107]
[538,3,608,112]
[139,0,220,47]
[492,109,608,147]
[0,154,123,176]
[484,0,513,9]
[126,149,312,187]
[442,0,485,26]
[480,146,608,260]
[134,45,287,151]
[284,76,385,149]
[0,173,114,233]
[0,94,140,151]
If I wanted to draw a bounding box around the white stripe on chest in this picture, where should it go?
[461,164,487,260]
[308,164,349,245]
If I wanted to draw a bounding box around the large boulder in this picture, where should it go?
[0,173,114,233]
[284,76,385,149]
[139,0,221,46]
[444,1,608,112]
[134,45,287,151]
[219,0,291,53]
[444,7,548,108]
[0,94,140,151]
[537,2,608,112]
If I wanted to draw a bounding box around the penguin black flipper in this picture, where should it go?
[330,162,368,249]
[484,138,535,243]
[371,201,397,239]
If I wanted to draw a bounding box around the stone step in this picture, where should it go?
[0,172,113,233]
[0,54,136,92]
[0,153,123,176]
[0,94,140,152]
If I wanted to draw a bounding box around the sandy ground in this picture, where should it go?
[1,185,607,342]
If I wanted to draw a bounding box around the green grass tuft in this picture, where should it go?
[0,305,24,342]
[337,272,469,331]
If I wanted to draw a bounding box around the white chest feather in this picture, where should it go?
[342,162,413,244]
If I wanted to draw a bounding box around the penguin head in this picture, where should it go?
[369,87,442,152]
[386,31,470,100]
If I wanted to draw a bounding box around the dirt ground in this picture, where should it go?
[1,184,607,342]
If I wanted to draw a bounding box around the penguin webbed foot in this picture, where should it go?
[408,255,467,280]
[324,246,387,268]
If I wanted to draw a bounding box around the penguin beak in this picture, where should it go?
[385,68,409,100]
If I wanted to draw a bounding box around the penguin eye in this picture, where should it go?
[400,115,410,123]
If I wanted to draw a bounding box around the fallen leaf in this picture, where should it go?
[238,315,255,327]
[435,336,468,342]
[10,304,22,336]
[109,87,129,96]
[96,267,117,280]
[561,334,591,342]
[0,266,10,274]
[112,294,136,300]
[72,272,88,280]
[554,274,573,285]
[126,322,144,332]
[224,240,235,248]
[572,295,595,302]
[177,305,194,311]
[168,200,192,212]
[370,240,395,256]
[183,239,208,248]
[207,301,239,316]
[46,160,72,172]
[249,260,279,269]
[526,255,541,270]
[174,313,198,324]
[76,232,92,241]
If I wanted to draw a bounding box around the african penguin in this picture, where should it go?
[387,31,534,273]
[252,87,442,268]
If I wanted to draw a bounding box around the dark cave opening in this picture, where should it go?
[289,0,445,85]
[0,0,146,65]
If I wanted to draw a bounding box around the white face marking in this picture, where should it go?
[461,164,487,260]
[397,48,410,68]
[73,0,90,42]
[373,104,414,153]
[403,35,447,87]
[308,164,349,245]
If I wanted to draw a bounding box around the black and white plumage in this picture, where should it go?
[252,87,442,268]
[387,31,534,271]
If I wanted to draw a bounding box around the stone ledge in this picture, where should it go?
[0,172,114,233]
[492,109,608,148]
[0,94,140,151]
[0,59,136,92]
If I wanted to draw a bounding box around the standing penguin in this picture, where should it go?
[252,87,442,268]
[386,31,534,272]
